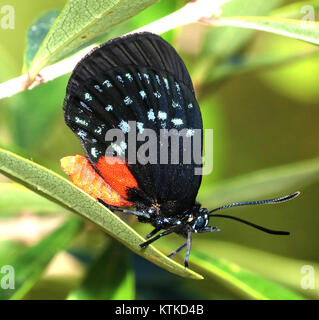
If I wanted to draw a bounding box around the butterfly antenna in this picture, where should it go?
[208,191,300,235]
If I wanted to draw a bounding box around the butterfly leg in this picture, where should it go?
[139,227,177,248]
[145,228,161,239]
[197,226,220,233]
[97,199,150,219]
[168,242,187,259]
[184,230,192,269]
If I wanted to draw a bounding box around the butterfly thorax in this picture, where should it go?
[136,202,210,237]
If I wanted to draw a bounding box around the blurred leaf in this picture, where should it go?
[160,241,305,300]
[0,217,83,300]
[23,10,61,73]
[199,157,319,208]
[0,183,63,215]
[272,0,319,19]
[196,240,319,300]
[68,241,134,300]
[202,0,283,59]
[28,0,158,79]
[211,16,319,46]
[5,74,68,151]
[256,35,319,103]
[205,47,319,85]
[0,148,203,280]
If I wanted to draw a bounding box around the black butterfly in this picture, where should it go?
[63,32,299,268]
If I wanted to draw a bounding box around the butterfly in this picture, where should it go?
[61,32,299,268]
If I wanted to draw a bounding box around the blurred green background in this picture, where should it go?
[0,0,319,300]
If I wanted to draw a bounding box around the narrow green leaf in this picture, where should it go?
[0,148,203,280]
[23,10,61,72]
[211,16,319,46]
[28,0,158,79]
[68,241,134,300]
[199,157,319,208]
[202,0,283,58]
[197,240,319,299]
[189,249,305,300]
[0,217,83,300]
[0,183,63,215]
[160,241,305,300]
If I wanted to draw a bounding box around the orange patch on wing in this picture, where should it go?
[60,155,132,207]
[95,156,139,199]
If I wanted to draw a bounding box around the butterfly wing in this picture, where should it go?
[64,32,203,215]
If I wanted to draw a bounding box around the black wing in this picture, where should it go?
[64,32,203,215]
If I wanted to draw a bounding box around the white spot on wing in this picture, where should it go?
[119,120,130,133]
[171,118,183,126]
[116,75,124,84]
[105,105,113,112]
[124,96,133,105]
[84,93,92,101]
[103,80,112,88]
[154,91,161,99]
[188,103,193,109]
[91,147,99,158]
[158,111,167,120]
[172,100,181,109]
[80,101,92,112]
[94,85,103,92]
[137,122,144,134]
[75,117,88,126]
[139,90,147,99]
[147,109,155,121]
[125,73,133,81]
[186,129,194,137]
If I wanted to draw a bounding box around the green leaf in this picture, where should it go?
[160,241,305,300]
[202,0,283,58]
[5,74,69,151]
[272,0,319,19]
[28,0,158,79]
[197,240,319,299]
[205,47,319,85]
[23,10,61,73]
[0,217,83,300]
[68,241,134,300]
[211,16,319,46]
[0,148,203,280]
[198,157,319,208]
[0,183,63,215]
[189,249,304,299]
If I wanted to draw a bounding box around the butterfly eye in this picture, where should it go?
[194,216,205,229]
